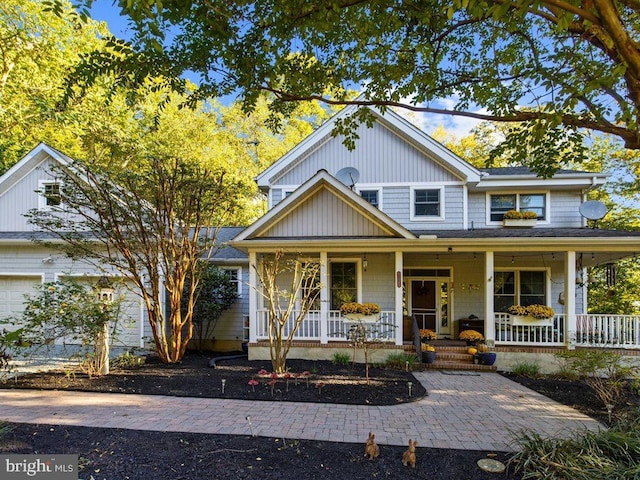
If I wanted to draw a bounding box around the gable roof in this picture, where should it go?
[234,169,416,243]
[0,143,72,198]
[255,105,483,189]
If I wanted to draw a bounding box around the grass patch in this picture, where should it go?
[385,352,418,370]
[331,352,350,366]
[511,361,541,377]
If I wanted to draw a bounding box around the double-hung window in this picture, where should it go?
[411,187,443,220]
[489,193,546,222]
[221,267,242,297]
[359,189,379,209]
[330,262,357,310]
[494,270,547,313]
[38,181,62,210]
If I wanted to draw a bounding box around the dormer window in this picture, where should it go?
[490,193,546,222]
[38,181,61,210]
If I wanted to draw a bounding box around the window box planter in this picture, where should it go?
[344,313,380,322]
[511,315,554,327]
[502,218,537,228]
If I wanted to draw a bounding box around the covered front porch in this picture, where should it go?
[246,246,640,354]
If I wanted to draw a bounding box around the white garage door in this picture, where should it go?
[0,276,42,330]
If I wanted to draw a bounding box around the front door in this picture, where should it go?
[409,278,451,336]
[411,280,436,331]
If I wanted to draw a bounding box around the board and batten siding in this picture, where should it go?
[273,121,463,186]
[262,189,391,238]
[0,159,59,231]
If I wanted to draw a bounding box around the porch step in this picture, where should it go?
[415,345,497,372]
[422,361,497,372]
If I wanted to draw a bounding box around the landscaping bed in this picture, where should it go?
[7,351,639,479]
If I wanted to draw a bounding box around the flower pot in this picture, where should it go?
[422,351,436,364]
[477,352,496,366]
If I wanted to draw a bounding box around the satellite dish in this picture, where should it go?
[579,200,608,221]
[335,167,360,189]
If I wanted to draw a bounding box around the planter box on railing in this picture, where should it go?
[503,219,537,228]
[344,313,380,322]
[511,315,553,327]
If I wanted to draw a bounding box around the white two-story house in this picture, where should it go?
[220,104,640,369]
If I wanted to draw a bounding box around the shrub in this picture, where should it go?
[111,350,146,368]
[331,352,350,366]
[510,416,640,479]
[511,362,541,377]
[554,349,636,409]
[385,352,417,370]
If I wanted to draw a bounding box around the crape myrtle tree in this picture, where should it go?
[63,0,640,175]
[255,250,321,373]
[27,156,248,363]
[181,262,238,351]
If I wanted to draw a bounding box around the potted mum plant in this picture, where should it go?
[459,329,484,346]
[339,302,381,321]
[419,329,437,363]
[502,210,538,228]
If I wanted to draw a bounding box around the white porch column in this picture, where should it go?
[564,251,577,350]
[320,251,328,344]
[484,251,495,342]
[248,251,257,343]
[395,251,404,346]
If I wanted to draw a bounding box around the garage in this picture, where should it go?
[0,275,42,330]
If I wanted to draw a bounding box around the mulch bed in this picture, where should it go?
[6,350,638,480]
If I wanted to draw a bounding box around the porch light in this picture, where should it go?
[363,255,368,272]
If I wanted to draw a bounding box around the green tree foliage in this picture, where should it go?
[64,0,640,174]
[8,279,123,377]
[27,156,248,363]
[181,263,238,351]
[255,250,321,373]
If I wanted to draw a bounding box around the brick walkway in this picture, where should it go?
[0,371,602,452]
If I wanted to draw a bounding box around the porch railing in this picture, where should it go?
[576,314,640,348]
[255,309,397,342]
[495,313,565,346]
[495,313,640,348]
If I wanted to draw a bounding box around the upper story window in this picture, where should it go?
[489,193,546,222]
[411,187,444,221]
[359,189,379,208]
[38,181,61,210]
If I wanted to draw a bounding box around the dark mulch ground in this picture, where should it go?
[2,351,637,480]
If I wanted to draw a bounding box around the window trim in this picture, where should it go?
[220,267,242,297]
[410,186,445,222]
[38,180,62,211]
[486,191,550,225]
[329,258,363,310]
[493,268,551,312]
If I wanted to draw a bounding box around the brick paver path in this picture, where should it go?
[0,371,602,451]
